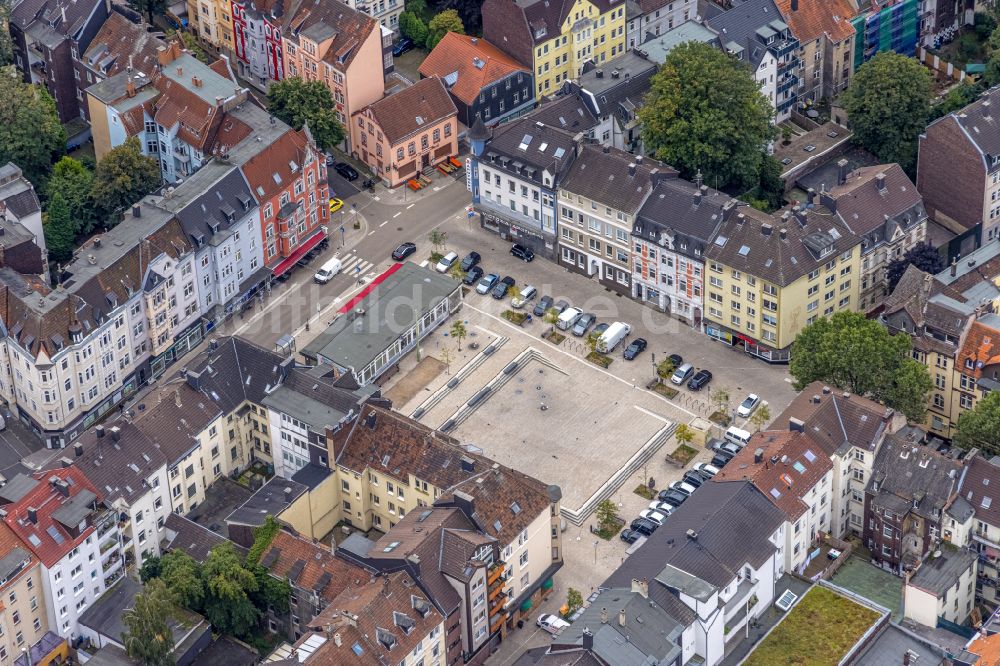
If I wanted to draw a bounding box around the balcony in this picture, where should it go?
[777,76,799,95]
[99,537,119,557]
[487,563,506,587]
[489,615,506,635]
[724,578,758,621]
[102,555,123,575]
[773,39,799,58]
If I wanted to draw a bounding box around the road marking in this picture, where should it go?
[379,221,388,227]
[372,196,380,201]
[393,211,402,218]
[634,405,671,423]
[367,230,375,236]
[784,377,793,383]
[406,203,415,209]
[420,260,429,268]
[433,186,441,192]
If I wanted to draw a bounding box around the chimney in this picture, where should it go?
[811,394,821,404]
[60,6,66,23]
[950,258,957,277]
[382,575,390,597]
[984,100,992,119]
[176,66,183,76]
[407,553,421,579]
[793,205,808,227]
[694,170,703,188]
[582,628,594,651]
[27,508,37,524]
[631,577,649,598]
[837,158,849,186]
[686,528,698,540]
[185,369,202,390]
[132,204,141,218]
[875,172,886,192]
[600,608,608,624]
[807,187,816,205]
[779,228,787,241]
[789,417,805,433]
[452,490,476,521]
[754,447,764,464]
[618,609,626,627]
[470,37,478,44]
[761,223,773,236]
[694,189,702,206]
[74,443,83,458]
[126,79,136,98]
[635,155,643,165]
[110,426,120,442]
[334,633,342,647]
[192,76,202,88]
[822,386,831,395]
[628,163,636,176]
[595,69,603,78]
[96,424,105,438]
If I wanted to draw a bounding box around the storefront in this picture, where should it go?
[705,324,790,363]
[477,208,557,261]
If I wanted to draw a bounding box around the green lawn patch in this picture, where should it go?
[501,310,529,325]
[586,351,612,368]
[743,586,882,666]
[652,383,678,399]
[633,484,655,500]
[671,444,698,466]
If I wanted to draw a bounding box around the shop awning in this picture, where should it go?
[270,230,326,278]
[541,578,554,590]
[336,262,403,314]
[520,599,533,612]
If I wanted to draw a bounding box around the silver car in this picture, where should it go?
[572,313,596,337]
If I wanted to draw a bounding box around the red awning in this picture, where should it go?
[337,262,403,315]
[270,230,326,278]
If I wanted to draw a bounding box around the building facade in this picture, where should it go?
[774,0,856,103]
[230,0,286,90]
[625,0,696,49]
[0,524,49,663]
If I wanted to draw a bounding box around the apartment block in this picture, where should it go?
[625,0,697,49]
[955,453,1000,606]
[0,523,49,663]
[483,0,627,100]
[774,0,856,102]
[186,0,234,52]
[703,205,861,362]
[0,163,46,269]
[341,0,405,36]
[903,546,978,627]
[230,0,289,90]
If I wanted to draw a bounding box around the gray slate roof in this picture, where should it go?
[225,476,308,527]
[867,432,962,522]
[527,95,600,135]
[854,623,949,666]
[572,52,656,120]
[0,164,41,219]
[707,0,788,69]
[908,547,977,597]
[635,178,735,259]
[482,115,580,189]
[152,162,256,248]
[560,144,667,214]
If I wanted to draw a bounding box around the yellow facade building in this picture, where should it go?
[187,0,234,51]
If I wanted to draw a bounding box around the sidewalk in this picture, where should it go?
[371,163,468,207]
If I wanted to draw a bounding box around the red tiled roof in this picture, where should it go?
[775,0,856,43]
[261,530,368,603]
[81,12,165,79]
[239,128,312,201]
[3,468,103,568]
[362,77,457,146]
[419,33,529,105]
[153,77,222,151]
[957,319,1000,379]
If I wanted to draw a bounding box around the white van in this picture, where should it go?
[556,307,582,330]
[512,285,537,309]
[670,363,694,385]
[724,426,752,449]
[597,321,630,353]
[314,257,343,283]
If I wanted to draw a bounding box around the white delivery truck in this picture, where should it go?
[597,321,630,353]
[556,307,582,330]
[314,257,343,284]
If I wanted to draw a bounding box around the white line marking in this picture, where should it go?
[419,260,429,268]
[372,196,380,201]
[379,221,389,227]
[367,230,375,236]
[406,203,415,209]
[634,405,671,423]
[433,186,441,192]
[393,211,402,218]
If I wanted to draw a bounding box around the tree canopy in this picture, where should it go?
[954,391,1000,454]
[47,157,95,234]
[122,578,176,666]
[789,311,932,422]
[0,0,14,66]
[44,192,76,264]
[886,242,945,291]
[159,551,205,612]
[426,11,464,50]
[639,41,773,192]
[202,543,259,638]
[0,76,66,187]
[267,78,346,152]
[399,11,429,45]
[90,137,161,224]
[841,52,933,174]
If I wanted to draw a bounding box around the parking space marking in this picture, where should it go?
[406,203,415,209]
[433,186,441,192]
[368,230,375,236]
[393,212,402,218]
[372,196,380,201]
[633,405,671,423]
[379,221,389,227]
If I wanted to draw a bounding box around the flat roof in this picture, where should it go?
[638,20,718,64]
[908,546,977,597]
[301,262,459,372]
[225,476,307,527]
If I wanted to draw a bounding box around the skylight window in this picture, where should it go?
[738,245,751,256]
[984,497,993,510]
[792,461,806,474]
[770,488,781,499]
[538,142,548,152]
[518,134,533,151]
[715,235,728,247]
[553,148,566,159]
[803,449,816,462]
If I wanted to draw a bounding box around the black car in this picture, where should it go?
[460,251,481,271]
[392,242,416,260]
[463,265,484,285]
[629,517,659,536]
[620,528,642,544]
[657,489,688,507]
[668,353,683,367]
[511,244,534,262]
[335,162,360,181]
[325,154,335,166]
[533,295,554,317]
[392,37,414,57]
[623,337,647,360]
[491,276,515,299]
[682,471,708,488]
[687,369,713,391]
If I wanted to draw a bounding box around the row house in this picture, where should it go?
[341,0,405,35]
[557,146,666,296]
[418,33,535,128]
[282,1,385,146]
[864,430,963,574]
[73,11,165,122]
[352,76,459,188]
[9,0,109,123]
[849,0,919,71]
[330,405,563,646]
[703,205,861,362]
[468,116,580,261]
[918,86,1000,242]
[604,481,787,666]
[0,469,123,640]
[774,0,856,103]
[483,0,627,101]
[186,0,235,53]
[230,0,287,90]
[625,0,696,49]
[0,523,50,663]
[714,430,834,573]
[632,177,736,325]
[0,163,46,267]
[707,0,800,122]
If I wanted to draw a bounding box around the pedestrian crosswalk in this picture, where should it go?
[339,252,375,278]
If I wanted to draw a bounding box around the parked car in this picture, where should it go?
[657,489,688,507]
[693,462,720,478]
[668,353,683,367]
[592,322,610,337]
[687,369,713,391]
[670,363,694,385]
[623,338,647,360]
[553,299,570,313]
[639,509,668,525]
[629,517,659,536]
[476,273,499,295]
[572,313,596,337]
[328,197,344,214]
[537,614,570,635]
[335,162,359,181]
[463,265,484,285]
[737,393,761,418]
[392,37,414,57]
[713,440,742,458]
[711,453,734,468]
[682,471,707,488]
[533,295,554,317]
[492,276,515,299]
[435,251,458,273]
[648,501,675,516]
[668,481,698,497]
[511,243,535,262]
[556,307,582,330]
[391,242,416,260]
[620,528,643,544]
[512,285,537,308]
[460,251,481,271]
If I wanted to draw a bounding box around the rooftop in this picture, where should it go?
[560,144,668,214]
[907,545,978,597]
[959,455,1000,527]
[162,513,242,563]
[260,529,368,603]
[79,577,205,647]
[363,77,457,146]
[638,20,718,64]
[867,432,963,522]
[743,585,884,666]
[634,177,735,254]
[419,33,529,106]
[225,476,308,527]
[479,115,581,189]
[853,623,949,666]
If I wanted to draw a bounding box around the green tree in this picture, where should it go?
[585,331,601,354]
[267,78,346,152]
[91,137,161,225]
[543,307,560,325]
[0,0,13,66]
[595,499,619,533]
[159,551,206,612]
[746,154,785,212]
[450,320,467,350]
[167,30,209,64]
[566,588,584,616]
[399,11,429,45]
[248,564,292,616]
[749,404,771,432]
[886,242,945,291]
[122,578,176,666]
[127,0,165,25]
[842,52,933,173]
[789,311,932,422]
[139,556,162,583]
[44,193,76,264]
[930,80,983,121]
[202,543,259,638]
[245,515,281,566]
[448,262,466,281]
[639,41,773,191]
[47,156,95,233]
[711,388,730,415]
[954,391,1000,454]
[426,11,464,50]
[429,229,447,253]
[674,423,694,446]
[656,356,677,380]
[0,76,66,187]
